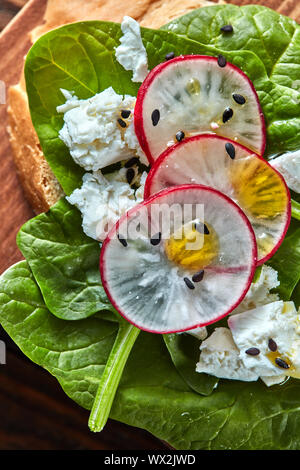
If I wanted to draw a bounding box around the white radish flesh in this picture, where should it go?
[101,185,257,333]
[134,55,266,163]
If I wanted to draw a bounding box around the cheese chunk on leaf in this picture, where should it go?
[229,301,300,378]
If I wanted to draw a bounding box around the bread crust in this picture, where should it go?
[30,0,218,41]
[6,0,219,213]
[8,83,64,213]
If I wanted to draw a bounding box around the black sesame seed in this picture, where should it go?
[121,109,131,119]
[165,51,175,61]
[151,109,160,126]
[184,277,195,290]
[117,234,127,247]
[176,131,185,142]
[220,24,233,33]
[150,232,162,246]
[192,270,204,283]
[232,93,246,105]
[126,168,135,185]
[117,118,127,128]
[275,357,290,369]
[268,338,277,352]
[222,107,234,123]
[194,222,210,235]
[217,54,227,68]
[245,347,260,356]
[225,142,236,160]
[124,157,139,168]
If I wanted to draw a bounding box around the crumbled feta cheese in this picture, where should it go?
[115,16,149,83]
[196,301,300,386]
[124,122,148,165]
[196,328,259,381]
[260,375,287,387]
[270,150,300,193]
[66,169,146,241]
[178,326,207,341]
[231,265,279,315]
[57,89,80,113]
[228,301,300,378]
[186,327,208,340]
[135,171,147,203]
[57,87,147,171]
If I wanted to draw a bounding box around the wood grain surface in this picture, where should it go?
[0,1,28,30]
[0,336,167,450]
[0,0,45,276]
[0,0,298,451]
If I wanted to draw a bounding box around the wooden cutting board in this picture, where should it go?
[0,0,298,451]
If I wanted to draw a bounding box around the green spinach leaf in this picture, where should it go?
[17,198,114,320]
[113,334,300,450]
[162,4,300,90]
[291,282,300,307]
[163,333,218,396]
[2,262,300,449]
[292,199,300,221]
[16,206,143,431]
[162,5,300,155]
[268,226,300,303]
[0,261,118,408]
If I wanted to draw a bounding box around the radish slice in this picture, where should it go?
[134,55,266,163]
[100,185,257,333]
[145,135,290,264]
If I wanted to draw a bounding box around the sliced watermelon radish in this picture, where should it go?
[100,185,257,333]
[144,134,290,264]
[134,55,266,163]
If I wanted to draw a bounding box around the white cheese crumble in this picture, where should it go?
[260,375,287,387]
[57,87,148,171]
[134,171,147,202]
[115,16,149,83]
[228,301,300,379]
[178,326,207,341]
[196,328,259,382]
[270,150,300,194]
[197,301,300,386]
[231,265,279,315]
[124,120,148,165]
[185,327,208,341]
[66,169,147,241]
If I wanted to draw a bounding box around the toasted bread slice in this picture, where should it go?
[8,82,64,213]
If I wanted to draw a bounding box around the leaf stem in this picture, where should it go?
[88,322,140,432]
[291,199,300,221]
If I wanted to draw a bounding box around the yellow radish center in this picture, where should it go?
[230,157,288,219]
[165,221,219,271]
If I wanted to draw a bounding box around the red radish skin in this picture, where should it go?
[134,55,266,164]
[144,134,291,266]
[100,184,257,334]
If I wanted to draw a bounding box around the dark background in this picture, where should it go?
[0,328,167,449]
